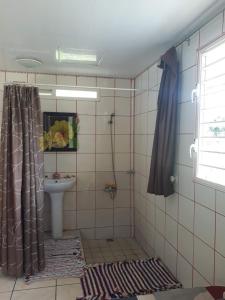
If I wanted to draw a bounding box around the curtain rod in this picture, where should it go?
[0,81,146,92]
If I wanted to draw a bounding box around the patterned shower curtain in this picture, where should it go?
[0,85,45,277]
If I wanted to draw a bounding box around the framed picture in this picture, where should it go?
[43,112,78,152]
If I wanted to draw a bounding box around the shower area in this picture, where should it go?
[0,72,143,279]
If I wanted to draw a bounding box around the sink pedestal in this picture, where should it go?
[50,192,63,239]
[44,178,76,240]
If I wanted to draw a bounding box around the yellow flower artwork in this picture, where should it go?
[42,112,78,152]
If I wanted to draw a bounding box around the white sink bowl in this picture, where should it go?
[44,177,76,239]
[44,178,75,193]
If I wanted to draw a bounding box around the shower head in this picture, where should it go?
[108,113,115,124]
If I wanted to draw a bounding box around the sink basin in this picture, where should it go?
[44,178,76,239]
[44,178,75,193]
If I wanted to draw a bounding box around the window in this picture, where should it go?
[194,37,225,188]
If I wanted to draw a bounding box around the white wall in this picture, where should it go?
[134,11,225,287]
[0,71,134,240]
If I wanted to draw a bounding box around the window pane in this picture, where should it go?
[197,165,225,186]
[197,38,225,187]
[199,138,225,153]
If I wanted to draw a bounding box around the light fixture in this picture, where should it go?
[56,48,101,65]
[56,89,97,99]
[39,89,53,96]
[16,58,42,68]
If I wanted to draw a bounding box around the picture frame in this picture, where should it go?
[43,112,78,152]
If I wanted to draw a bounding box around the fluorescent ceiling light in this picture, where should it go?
[39,89,52,96]
[56,49,97,63]
[56,89,97,99]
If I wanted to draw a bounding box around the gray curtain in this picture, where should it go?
[147,47,179,197]
[0,85,45,277]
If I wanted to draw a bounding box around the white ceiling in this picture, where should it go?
[0,0,224,78]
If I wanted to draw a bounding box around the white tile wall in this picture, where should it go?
[134,9,225,287]
[0,72,134,240]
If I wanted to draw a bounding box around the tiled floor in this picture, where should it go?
[82,238,148,264]
[0,238,148,300]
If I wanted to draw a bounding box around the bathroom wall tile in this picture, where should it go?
[63,192,76,211]
[179,195,194,232]
[77,100,95,115]
[155,208,165,236]
[148,91,158,112]
[216,190,225,216]
[63,211,76,230]
[114,190,131,208]
[215,252,225,285]
[57,153,76,173]
[193,271,210,287]
[96,97,114,115]
[115,116,130,134]
[148,64,158,88]
[194,204,215,247]
[96,209,113,227]
[200,13,223,47]
[177,134,194,167]
[147,111,157,134]
[96,135,112,153]
[181,32,199,71]
[57,75,76,85]
[44,153,56,173]
[77,210,95,229]
[36,74,56,84]
[215,213,225,257]
[164,241,177,277]
[166,193,178,221]
[155,195,166,212]
[78,135,95,153]
[41,99,56,112]
[97,77,114,97]
[77,191,95,210]
[115,78,131,98]
[179,66,197,103]
[155,233,165,260]
[57,99,76,112]
[115,97,131,116]
[95,171,114,190]
[77,76,96,87]
[179,101,196,134]
[77,172,95,191]
[95,227,114,239]
[79,115,95,134]
[135,135,147,155]
[96,191,113,209]
[114,225,131,238]
[6,71,27,82]
[115,153,130,172]
[135,114,147,134]
[80,228,95,239]
[77,154,95,172]
[165,215,177,248]
[195,183,215,210]
[179,165,194,200]
[27,73,35,84]
[115,135,130,153]
[178,225,193,264]
[177,255,193,288]
[114,208,131,226]
[194,237,214,284]
[96,116,112,134]
[96,154,112,171]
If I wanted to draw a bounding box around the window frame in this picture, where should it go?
[193,35,225,192]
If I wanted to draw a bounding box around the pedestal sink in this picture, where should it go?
[44,178,76,239]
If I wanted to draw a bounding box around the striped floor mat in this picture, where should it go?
[29,237,85,281]
[79,258,182,300]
